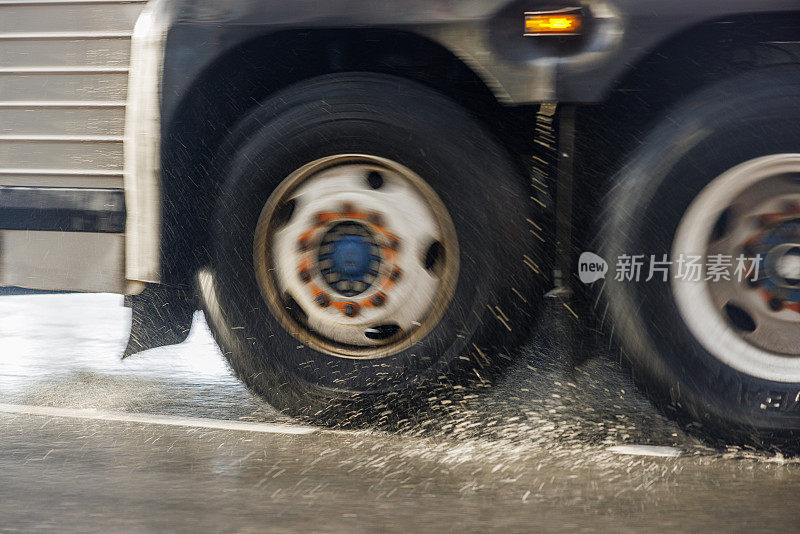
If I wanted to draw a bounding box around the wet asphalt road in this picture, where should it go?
[1,293,800,532]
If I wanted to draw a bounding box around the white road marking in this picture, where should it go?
[608,445,682,458]
[0,403,318,435]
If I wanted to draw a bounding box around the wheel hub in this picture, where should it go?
[744,210,800,310]
[318,222,381,297]
[296,204,401,318]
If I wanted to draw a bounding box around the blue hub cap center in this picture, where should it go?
[318,222,381,297]
[331,235,372,279]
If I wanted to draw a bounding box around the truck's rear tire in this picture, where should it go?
[596,66,800,441]
[199,73,545,423]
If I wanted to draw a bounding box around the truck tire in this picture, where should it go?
[199,73,545,423]
[596,66,800,440]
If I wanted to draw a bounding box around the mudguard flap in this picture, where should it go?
[122,285,196,358]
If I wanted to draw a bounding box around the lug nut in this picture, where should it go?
[371,293,386,307]
[369,212,384,227]
[299,269,311,283]
[768,297,783,312]
[315,293,330,308]
[343,303,358,317]
[390,268,402,282]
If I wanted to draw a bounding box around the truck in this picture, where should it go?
[2,0,800,438]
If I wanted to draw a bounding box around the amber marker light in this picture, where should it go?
[524,8,584,36]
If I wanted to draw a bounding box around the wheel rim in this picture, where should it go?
[672,154,800,382]
[253,154,459,360]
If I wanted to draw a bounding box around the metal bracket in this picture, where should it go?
[531,102,576,298]
[552,104,576,297]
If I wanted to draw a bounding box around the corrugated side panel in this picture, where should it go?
[0,0,147,189]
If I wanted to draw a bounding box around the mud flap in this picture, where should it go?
[122,285,196,358]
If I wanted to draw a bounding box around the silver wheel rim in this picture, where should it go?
[672,154,800,382]
[254,154,459,360]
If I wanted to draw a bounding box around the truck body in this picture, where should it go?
[1,0,796,294]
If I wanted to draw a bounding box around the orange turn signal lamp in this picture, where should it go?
[524,8,584,36]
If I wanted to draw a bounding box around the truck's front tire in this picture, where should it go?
[596,66,800,440]
[199,73,545,423]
